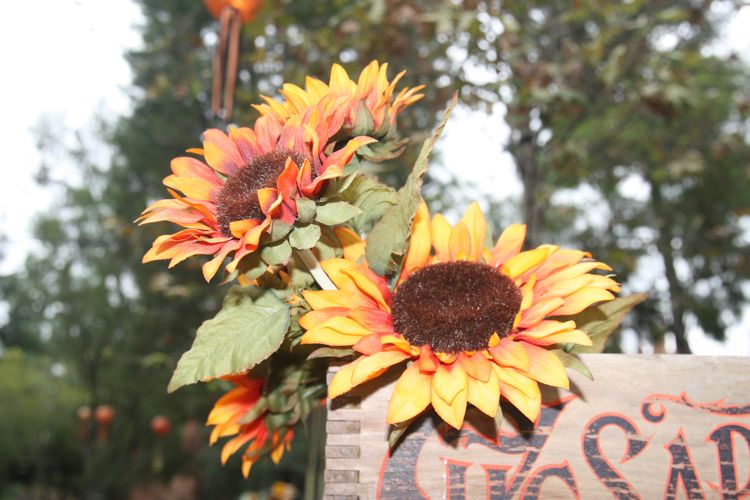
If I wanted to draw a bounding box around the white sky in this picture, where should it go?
[0,1,748,354]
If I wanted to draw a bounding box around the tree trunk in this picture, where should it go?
[649,180,691,354]
[514,133,542,248]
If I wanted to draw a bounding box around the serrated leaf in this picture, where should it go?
[565,293,648,354]
[552,349,593,380]
[168,289,290,392]
[339,174,397,233]
[315,201,362,226]
[296,198,316,224]
[365,94,458,275]
[260,239,292,265]
[307,347,356,360]
[289,224,321,249]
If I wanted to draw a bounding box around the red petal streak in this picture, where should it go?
[353,334,385,355]
[418,345,439,373]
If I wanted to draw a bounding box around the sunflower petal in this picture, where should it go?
[386,363,432,424]
[459,352,492,383]
[467,371,501,418]
[328,360,360,399]
[432,364,468,405]
[502,247,552,279]
[522,343,570,389]
[461,202,486,262]
[491,224,526,266]
[431,213,453,262]
[401,201,432,278]
[431,377,468,429]
[334,227,366,263]
[553,288,615,316]
[489,340,530,371]
[351,350,410,386]
[449,222,473,261]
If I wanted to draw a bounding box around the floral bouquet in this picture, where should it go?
[138,61,640,477]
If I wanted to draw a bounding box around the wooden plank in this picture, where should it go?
[324,354,750,499]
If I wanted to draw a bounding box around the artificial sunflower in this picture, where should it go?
[299,202,620,429]
[206,375,294,478]
[138,97,374,281]
[254,60,424,145]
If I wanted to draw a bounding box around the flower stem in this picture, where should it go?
[296,249,337,291]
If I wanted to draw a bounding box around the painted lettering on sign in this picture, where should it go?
[376,392,750,499]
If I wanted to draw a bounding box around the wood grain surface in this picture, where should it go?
[324,354,750,499]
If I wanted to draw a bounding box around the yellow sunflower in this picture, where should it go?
[299,202,620,429]
[253,60,424,138]
[137,97,374,281]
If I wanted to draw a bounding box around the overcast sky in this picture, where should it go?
[1,0,748,354]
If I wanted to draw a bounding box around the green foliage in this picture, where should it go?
[288,224,322,250]
[337,174,398,233]
[168,287,290,393]
[1,0,747,495]
[314,201,362,226]
[552,349,593,381]
[565,294,649,354]
[365,95,457,275]
[0,350,83,494]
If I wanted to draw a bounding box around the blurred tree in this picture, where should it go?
[0,0,458,497]
[1,0,748,496]
[418,0,750,352]
[482,1,750,352]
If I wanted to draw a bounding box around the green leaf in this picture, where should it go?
[352,100,375,136]
[388,417,417,448]
[314,226,344,261]
[236,252,267,281]
[286,253,315,291]
[239,396,269,424]
[365,94,458,275]
[494,404,504,429]
[260,239,292,265]
[339,174,397,232]
[315,201,362,226]
[565,293,648,354]
[270,220,293,241]
[552,349,593,380]
[167,288,290,393]
[307,347,356,360]
[288,224,321,250]
[296,198,316,224]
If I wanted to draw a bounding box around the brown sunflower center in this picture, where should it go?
[215,150,306,237]
[391,261,522,353]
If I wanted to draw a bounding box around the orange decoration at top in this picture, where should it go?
[202,0,264,120]
[203,0,263,23]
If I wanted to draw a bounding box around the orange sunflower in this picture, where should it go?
[299,202,620,429]
[253,60,424,139]
[138,97,374,281]
[207,375,294,478]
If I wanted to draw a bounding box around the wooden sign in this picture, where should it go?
[324,354,750,499]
